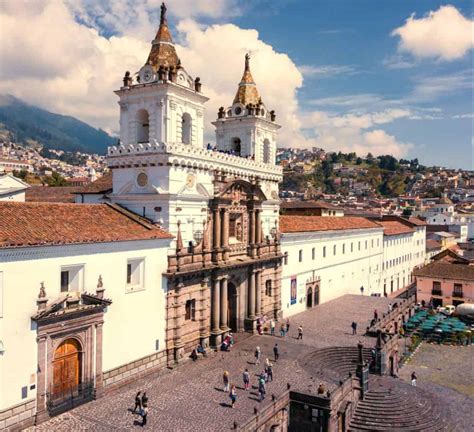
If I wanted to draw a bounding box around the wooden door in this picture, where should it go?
[52,339,81,397]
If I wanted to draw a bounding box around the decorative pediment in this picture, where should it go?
[219,179,267,203]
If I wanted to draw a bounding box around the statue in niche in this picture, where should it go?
[235,221,243,241]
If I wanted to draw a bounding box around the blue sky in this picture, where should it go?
[233,0,473,169]
[1,0,472,168]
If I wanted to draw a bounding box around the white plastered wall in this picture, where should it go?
[280,228,384,317]
[0,239,170,411]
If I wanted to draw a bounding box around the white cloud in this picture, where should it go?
[308,94,385,108]
[391,5,474,61]
[298,64,357,78]
[410,70,473,101]
[382,54,416,70]
[0,0,415,158]
[301,109,413,158]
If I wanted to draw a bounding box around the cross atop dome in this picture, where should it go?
[233,53,262,106]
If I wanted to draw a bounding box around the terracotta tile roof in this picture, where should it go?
[280,200,339,210]
[279,215,381,233]
[376,220,414,236]
[75,172,112,194]
[413,261,474,282]
[0,202,172,249]
[426,239,442,251]
[408,216,427,226]
[26,186,81,203]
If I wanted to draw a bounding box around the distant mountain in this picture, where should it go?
[0,95,116,154]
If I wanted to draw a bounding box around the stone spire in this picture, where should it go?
[233,53,261,106]
[146,2,180,71]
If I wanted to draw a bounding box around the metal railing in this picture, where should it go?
[46,381,95,416]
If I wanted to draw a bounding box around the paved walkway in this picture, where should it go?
[399,343,474,431]
[28,294,392,431]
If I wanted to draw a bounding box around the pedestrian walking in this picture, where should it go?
[270,319,275,336]
[411,372,417,387]
[243,368,250,391]
[317,383,325,394]
[280,323,286,337]
[286,318,290,333]
[297,325,303,340]
[255,346,261,365]
[273,343,279,361]
[133,391,142,414]
[351,321,357,335]
[267,363,273,382]
[261,369,268,383]
[141,392,148,408]
[223,370,230,392]
[258,377,266,402]
[374,309,378,321]
[141,405,148,427]
[388,303,393,313]
[229,384,237,408]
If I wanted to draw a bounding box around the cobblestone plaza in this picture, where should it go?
[27,295,473,431]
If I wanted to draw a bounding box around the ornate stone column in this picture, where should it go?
[211,277,220,331]
[199,277,210,348]
[249,209,255,244]
[220,276,229,331]
[213,208,221,250]
[255,270,262,317]
[94,322,104,396]
[255,209,262,244]
[247,269,256,320]
[221,208,229,261]
[173,283,185,362]
[35,335,48,422]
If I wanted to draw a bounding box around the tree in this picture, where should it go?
[356,157,363,165]
[44,171,67,187]
[402,208,412,216]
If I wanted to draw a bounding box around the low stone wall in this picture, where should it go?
[235,390,290,431]
[366,296,415,336]
[102,350,168,393]
[0,399,36,432]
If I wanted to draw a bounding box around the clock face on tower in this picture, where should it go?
[140,66,154,83]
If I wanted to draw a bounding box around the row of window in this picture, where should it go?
[59,258,145,293]
[295,238,380,263]
[432,281,463,296]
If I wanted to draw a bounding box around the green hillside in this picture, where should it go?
[0,95,116,154]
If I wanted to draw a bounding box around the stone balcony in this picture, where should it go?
[107,141,283,181]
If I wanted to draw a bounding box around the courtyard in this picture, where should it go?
[26,295,471,431]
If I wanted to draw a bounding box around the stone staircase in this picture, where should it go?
[302,346,372,382]
[349,377,452,431]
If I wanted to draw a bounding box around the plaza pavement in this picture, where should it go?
[28,295,394,431]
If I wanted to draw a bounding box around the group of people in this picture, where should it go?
[190,343,208,361]
[132,391,148,426]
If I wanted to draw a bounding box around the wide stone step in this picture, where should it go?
[349,377,450,432]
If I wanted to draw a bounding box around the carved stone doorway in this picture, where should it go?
[306,286,313,309]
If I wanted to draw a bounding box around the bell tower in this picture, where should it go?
[116,2,208,148]
[212,54,280,164]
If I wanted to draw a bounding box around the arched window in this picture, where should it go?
[182,113,192,144]
[263,139,271,163]
[136,109,149,143]
[231,137,241,156]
